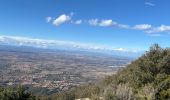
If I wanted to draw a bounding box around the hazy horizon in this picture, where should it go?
[1,0,170,55]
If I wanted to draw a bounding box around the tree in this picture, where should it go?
[0,86,36,100]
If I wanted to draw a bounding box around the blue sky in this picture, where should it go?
[0,0,170,52]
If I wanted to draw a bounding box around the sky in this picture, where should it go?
[0,0,170,52]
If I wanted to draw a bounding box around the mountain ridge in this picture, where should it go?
[0,35,143,57]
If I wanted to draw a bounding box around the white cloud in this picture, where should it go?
[88,19,113,27]
[133,24,152,30]
[117,24,130,29]
[88,19,130,28]
[53,14,71,26]
[0,35,139,53]
[146,25,170,33]
[74,20,82,24]
[113,48,128,52]
[46,17,52,23]
[46,13,170,36]
[157,25,170,32]
[99,19,113,27]
[88,19,99,26]
[145,2,155,6]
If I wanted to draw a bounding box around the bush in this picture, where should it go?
[0,86,36,100]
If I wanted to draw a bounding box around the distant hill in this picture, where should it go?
[0,35,143,58]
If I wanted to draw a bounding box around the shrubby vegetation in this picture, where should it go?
[1,44,170,100]
[0,85,36,100]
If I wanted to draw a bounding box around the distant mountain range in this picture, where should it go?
[0,35,143,57]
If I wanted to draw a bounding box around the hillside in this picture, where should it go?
[50,44,170,100]
[0,44,170,100]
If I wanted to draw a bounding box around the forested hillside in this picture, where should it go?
[50,44,170,100]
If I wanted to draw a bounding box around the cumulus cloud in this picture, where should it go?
[145,2,155,6]
[46,12,170,36]
[88,19,131,29]
[46,17,52,23]
[99,19,113,26]
[156,25,170,32]
[88,19,153,31]
[133,24,152,30]
[53,14,71,26]
[88,19,113,27]
[146,25,170,33]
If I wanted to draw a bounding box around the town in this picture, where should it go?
[0,46,130,94]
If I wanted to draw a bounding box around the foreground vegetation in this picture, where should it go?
[0,44,170,100]
[0,86,36,100]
